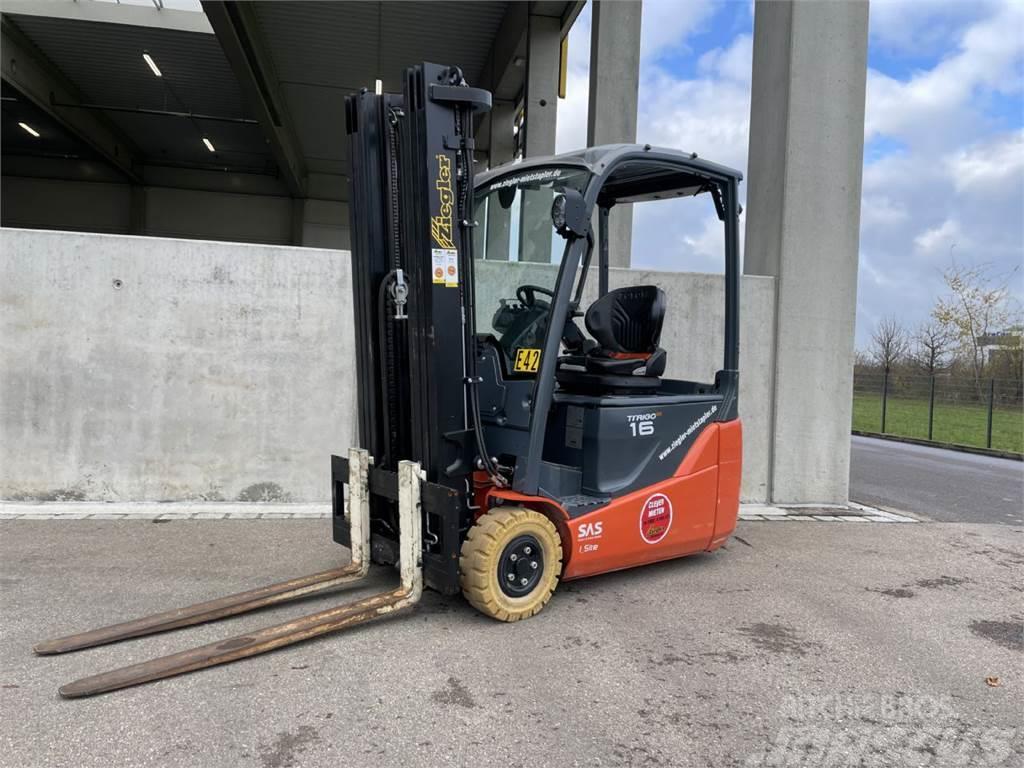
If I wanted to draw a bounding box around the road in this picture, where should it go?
[850,435,1023,525]
[2,518,1021,768]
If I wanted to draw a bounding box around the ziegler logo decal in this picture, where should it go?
[639,493,672,544]
[431,154,456,249]
[657,405,717,461]
[513,348,541,373]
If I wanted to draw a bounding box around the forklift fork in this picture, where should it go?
[34,450,424,698]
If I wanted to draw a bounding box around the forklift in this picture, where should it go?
[35,63,743,696]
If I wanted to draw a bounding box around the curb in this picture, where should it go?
[852,431,1022,461]
[0,501,916,524]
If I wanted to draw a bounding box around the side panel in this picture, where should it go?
[562,425,721,580]
[708,419,742,551]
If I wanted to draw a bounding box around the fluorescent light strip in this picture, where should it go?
[375,79,383,95]
[202,137,215,153]
[143,52,162,77]
[18,122,40,138]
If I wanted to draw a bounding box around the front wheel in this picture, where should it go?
[459,507,563,621]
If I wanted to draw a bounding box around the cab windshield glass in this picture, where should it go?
[471,166,591,374]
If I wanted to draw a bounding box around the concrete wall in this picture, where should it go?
[1,228,355,502]
[1,228,776,503]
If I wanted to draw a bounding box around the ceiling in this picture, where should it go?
[4,12,273,175]
[1,1,581,200]
[251,1,510,178]
[2,80,100,161]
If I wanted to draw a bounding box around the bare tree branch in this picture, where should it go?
[870,315,909,371]
[912,321,954,375]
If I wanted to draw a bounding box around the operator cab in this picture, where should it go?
[472,144,741,506]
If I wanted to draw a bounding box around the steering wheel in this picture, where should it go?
[516,284,555,307]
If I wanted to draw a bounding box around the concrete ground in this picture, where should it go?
[850,436,1024,525]
[2,518,1021,768]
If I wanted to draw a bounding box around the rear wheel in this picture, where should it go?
[459,506,562,621]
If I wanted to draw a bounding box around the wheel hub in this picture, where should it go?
[498,534,544,597]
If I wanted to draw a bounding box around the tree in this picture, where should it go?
[912,321,954,376]
[870,315,909,372]
[932,262,1020,396]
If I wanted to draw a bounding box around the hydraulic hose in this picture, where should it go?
[453,101,506,487]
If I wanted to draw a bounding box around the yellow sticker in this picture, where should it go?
[513,348,541,373]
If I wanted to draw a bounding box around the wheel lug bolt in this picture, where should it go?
[524,546,532,555]
[531,561,538,569]
[507,573,515,581]
[520,577,528,586]
[510,554,518,562]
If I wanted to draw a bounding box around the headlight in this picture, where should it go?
[551,194,567,233]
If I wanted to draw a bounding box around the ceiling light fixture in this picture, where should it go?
[143,52,162,77]
[374,79,383,95]
[202,137,215,153]
[18,122,40,138]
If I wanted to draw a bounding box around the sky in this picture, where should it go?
[556,0,1024,348]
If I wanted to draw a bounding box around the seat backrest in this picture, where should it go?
[585,285,666,354]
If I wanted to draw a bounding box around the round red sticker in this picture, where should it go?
[639,493,672,544]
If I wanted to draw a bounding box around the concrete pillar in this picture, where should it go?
[523,13,559,157]
[520,12,560,263]
[484,100,516,260]
[744,0,868,504]
[587,0,641,267]
[488,100,517,169]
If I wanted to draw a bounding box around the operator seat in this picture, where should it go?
[556,285,667,395]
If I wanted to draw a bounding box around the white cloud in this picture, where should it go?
[696,33,753,83]
[860,194,909,228]
[639,34,751,165]
[868,0,999,57]
[913,219,962,254]
[864,2,1024,148]
[639,0,717,61]
[946,129,1024,192]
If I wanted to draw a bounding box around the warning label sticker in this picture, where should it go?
[443,249,459,287]
[431,248,452,285]
[639,493,673,544]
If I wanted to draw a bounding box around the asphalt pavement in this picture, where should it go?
[2,518,1021,768]
[850,436,1023,525]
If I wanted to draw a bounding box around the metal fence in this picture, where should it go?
[852,370,1024,454]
